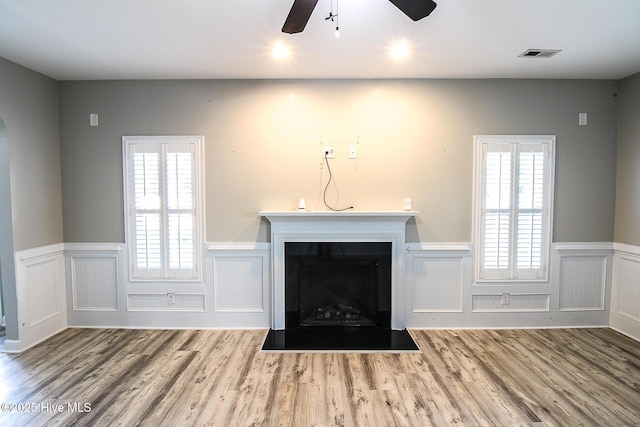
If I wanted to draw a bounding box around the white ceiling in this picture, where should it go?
[1,0,639,81]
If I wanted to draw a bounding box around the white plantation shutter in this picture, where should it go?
[516,147,545,271]
[483,148,512,273]
[133,151,161,272]
[124,137,203,281]
[476,136,554,281]
[165,147,195,271]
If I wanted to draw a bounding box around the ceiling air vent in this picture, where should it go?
[518,49,561,58]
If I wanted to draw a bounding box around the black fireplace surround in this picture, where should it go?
[285,242,391,328]
[262,241,419,351]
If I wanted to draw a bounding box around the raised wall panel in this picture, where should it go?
[127,293,206,312]
[558,256,607,311]
[14,244,67,352]
[25,257,63,324]
[405,243,472,327]
[617,256,640,322]
[71,256,119,311]
[411,256,464,312]
[472,294,550,312]
[205,243,270,327]
[213,255,265,312]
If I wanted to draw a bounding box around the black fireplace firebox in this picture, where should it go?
[285,242,392,329]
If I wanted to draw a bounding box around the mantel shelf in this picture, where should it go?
[259,210,419,222]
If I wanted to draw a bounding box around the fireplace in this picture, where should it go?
[285,242,392,329]
[260,210,418,330]
[260,211,420,351]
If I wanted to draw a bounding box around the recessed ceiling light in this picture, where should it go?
[272,44,291,59]
[390,42,410,59]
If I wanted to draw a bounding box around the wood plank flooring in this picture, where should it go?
[0,328,639,426]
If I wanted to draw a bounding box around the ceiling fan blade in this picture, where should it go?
[389,0,437,21]
[282,0,320,34]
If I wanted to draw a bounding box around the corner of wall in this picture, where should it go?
[610,242,640,341]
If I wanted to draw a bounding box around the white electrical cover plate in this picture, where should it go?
[323,147,336,158]
[579,112,588,126]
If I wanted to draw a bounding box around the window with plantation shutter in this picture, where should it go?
[123,136,203,281]
[474,135,555,282]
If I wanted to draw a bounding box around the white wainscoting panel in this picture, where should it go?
[410,256,464,313]
[26,257,61,324]
[611,243,640,341]
[213,255,265,312]
[69,253,120,311]
[127,293,206,312]
[558,256,607,311]
[472,294,550,312]
[49,240,629,334]
[615,256,640,320]
[65,243,126,328]
[407,242,614,329]
[207,243,270,326]
[14,243,66,352]
[554,243,612,312]
[406,244,471,326]
[64,242,270,329]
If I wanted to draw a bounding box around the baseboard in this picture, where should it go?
[610,326,640,342]
[2,339,21,353]
[410,325,610,331]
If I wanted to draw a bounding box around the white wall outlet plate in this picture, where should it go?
[579,112,588,126]
[323,147,335,159]
[501,293,510,305]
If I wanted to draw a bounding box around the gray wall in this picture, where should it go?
[0,57,63,340]
[59,78,619,244]
[0,57,64,251]
[614,72,640,245]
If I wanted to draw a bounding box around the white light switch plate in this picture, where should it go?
[579,112,588,126]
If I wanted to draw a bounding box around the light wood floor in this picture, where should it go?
[0,328,639,426]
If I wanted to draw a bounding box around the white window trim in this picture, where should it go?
[123,135,205,282]
[473,135,556,283]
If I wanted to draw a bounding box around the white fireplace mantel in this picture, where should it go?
[259,210,419,330]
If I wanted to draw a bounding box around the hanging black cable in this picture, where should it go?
[323,152,353,212]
